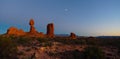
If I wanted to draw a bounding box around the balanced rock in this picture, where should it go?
[29,19,38,34]
[7,27,25,36]
[46,23,54,38]
[29,19,34,25]
[70,32,77,39]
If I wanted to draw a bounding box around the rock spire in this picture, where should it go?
[46,23,54,38]
[29,19,37,33]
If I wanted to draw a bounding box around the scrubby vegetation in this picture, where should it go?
[0,35,120,59]
[0,35,17,59]
[47,46,105,59]
[83,46,105,59]
[37,37,86,45]
[47,49,83,59]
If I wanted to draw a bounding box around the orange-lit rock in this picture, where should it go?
[29,19,34,25]
[46,23,54,38]
[70,32,77,39]
[7,27,25,36]
[29,19,38,34]
[38,32,45,37]
[6,19,56,38]
[7,27,18,35]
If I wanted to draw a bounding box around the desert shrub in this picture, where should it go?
[52,38,86,45]
[42,42,52,47]
[37,37,86,45]
[96,38,120,47]
[15,37,35,46]
[85,38,99,46]
[83,46,105,59]
[37,38,50,43]
[8,35,16,40]
[47,49,83,59]
[17,37,29,45]
[37,38,53,47]
[17,51,24,55]
[0,36,18,59]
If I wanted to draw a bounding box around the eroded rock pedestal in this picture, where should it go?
[70,32,77,39]
[46,23,54,38]
[27,19,44,37]
[29,19,38,34]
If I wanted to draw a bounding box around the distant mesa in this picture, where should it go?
[6,18,77,39]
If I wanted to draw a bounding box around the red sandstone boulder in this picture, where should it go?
[70,32,77,39]
[7,27,18,35]
[7,27,25,36]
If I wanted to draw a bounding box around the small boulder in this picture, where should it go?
[70,32,77,39]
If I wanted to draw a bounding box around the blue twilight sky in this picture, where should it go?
[0,0,120,36]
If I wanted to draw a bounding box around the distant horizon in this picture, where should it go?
[1,0,120,36]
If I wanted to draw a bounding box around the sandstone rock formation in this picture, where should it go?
[46,23,54,38]
[70,32,77,39]
[6,18,78,39]
[6,19,46,37]
[7,27,25,36]
[29,19,38,34]
[6,19,55,38]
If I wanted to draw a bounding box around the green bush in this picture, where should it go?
[0,36,18,59]
[37,38,50,43]
[83,46,105,59]
[52,38,86,45]
[15,37,35,46]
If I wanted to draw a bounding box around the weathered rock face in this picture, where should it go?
[6,19,56,38]
[38,32,45,38]
[7,27,25,36]
[29,19,34,25]
[46,23,54,38]
[29,19,37,34]
[70,32,77,39]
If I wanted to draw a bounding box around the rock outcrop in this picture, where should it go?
[6,18,77,39]
[6,19,46,37]
[7,27,25,36]
[70,32,77,39]
[46,23,54,38]
[29,19,38,34]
